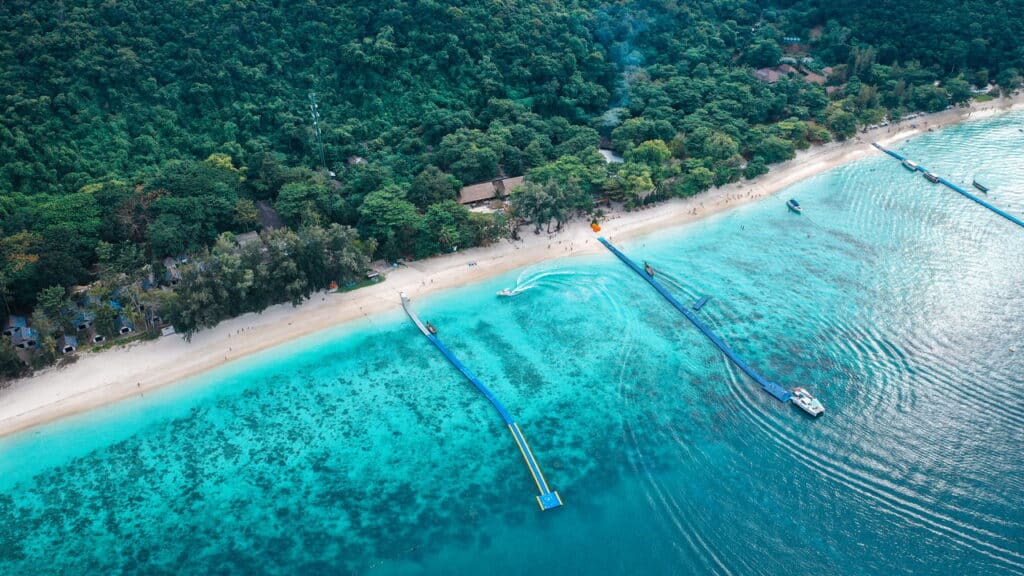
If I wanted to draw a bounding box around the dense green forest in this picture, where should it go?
[2,0,1022,373]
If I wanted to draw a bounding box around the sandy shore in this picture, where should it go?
[2,94,1021,439]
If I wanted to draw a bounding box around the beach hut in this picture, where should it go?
[88,329,106,344]
[58,335,78,354]
[458,181,498,205]
[12,327,40,349]
[73,310,96,331]
[3,315,27,337]
[116,315,135,335]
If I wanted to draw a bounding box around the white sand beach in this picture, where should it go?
[1,94,1021,438]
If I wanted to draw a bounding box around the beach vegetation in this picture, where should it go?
[1,0,1022,359]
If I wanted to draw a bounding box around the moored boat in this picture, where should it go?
[972,179,989,193]
[425,322,438,335]
[786,198,802,214]
[923,171,939,183]
[791,387,825,417]
[643,261,655,276]
[902,159,919,171]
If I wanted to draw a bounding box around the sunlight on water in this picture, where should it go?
[1,112,1023,575]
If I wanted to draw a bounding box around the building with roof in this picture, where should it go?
[116,316,136,335]
[3,315,27,337]
[754,68,783,83]
[12,327,40,349]
[74,310,96,331]
[457,176,526,206]
[58,335,78,354]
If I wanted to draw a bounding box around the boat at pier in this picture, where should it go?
[923,171,940,183]
[902,159,919,171]
[791,387,825,417]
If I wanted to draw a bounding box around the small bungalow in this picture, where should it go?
[754,68,783,83]
[13,327,40,349]
[163,257,183,285]
[458,181,499,205]
[74,311,96,331]
[802,70,827,85]
[3,315,27,337]
[495,176,524,196]
[88,330,106,344]
[140,273,158,291]
[458,176,526,206]
[58,335,78,354]
[116,316,136,335]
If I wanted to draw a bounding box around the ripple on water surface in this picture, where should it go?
[2,112,1024,575]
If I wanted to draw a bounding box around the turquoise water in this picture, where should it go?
[2,113,1023,575]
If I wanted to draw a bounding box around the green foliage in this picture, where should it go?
[408,167,460,211]
[168,225,371,339]
[744,157,769,180]
[625,140,672,166]
[35,286,68,325]
[754,137,796,164]
[1,0,1018,346]
[357,187,421,260]
[275,182,344,228]
[0,338,30,381]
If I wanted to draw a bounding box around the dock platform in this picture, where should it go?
[598,239,793,403]
[400,293,562,511]
[873,143,1024,229]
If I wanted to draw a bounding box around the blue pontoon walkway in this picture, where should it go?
[598,238,794,404]
[873,143,1024,230]
[400,293,563,511]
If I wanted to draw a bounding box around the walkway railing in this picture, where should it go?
[400,293,563,511]
[873,143,1024,229]
[598,238,793,403]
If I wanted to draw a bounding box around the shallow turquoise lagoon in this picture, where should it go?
[2,112,1023,575]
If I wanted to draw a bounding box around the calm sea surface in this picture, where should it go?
[2,113,1023,575]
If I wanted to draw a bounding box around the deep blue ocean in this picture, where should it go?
[1,112,1023,575]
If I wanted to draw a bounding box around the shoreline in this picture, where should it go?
[2,94,1021,439]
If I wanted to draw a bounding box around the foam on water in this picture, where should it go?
[2,112,1023,575]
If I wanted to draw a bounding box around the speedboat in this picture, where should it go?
[643,262,655,276]
[786,198,802,214]
[497,289,515,297]
[791,387,825,417]
[972,179,989,193]
[901,159,918,171]
[922,171,939,183]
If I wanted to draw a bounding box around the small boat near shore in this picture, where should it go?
[972,179,989,193]
[497,288,515,297]
[791,387,825,417]
[425,322,438,335]
[643,261,655,276]
[786,198,802,214]
[902,159,919,171]
[923,171,940,183]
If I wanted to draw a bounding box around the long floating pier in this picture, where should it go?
[873,143,1024,229]
[400,293,562,511]
[598,238,793,403]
